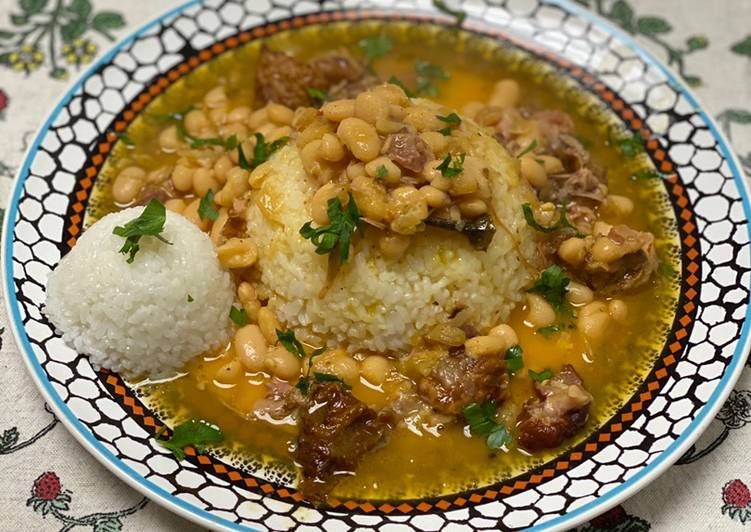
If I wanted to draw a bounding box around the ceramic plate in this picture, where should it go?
[4,0,750,530]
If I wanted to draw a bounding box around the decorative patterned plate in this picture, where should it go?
[3,0,750,530]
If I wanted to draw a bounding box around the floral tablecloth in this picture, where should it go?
[0,0,749,530]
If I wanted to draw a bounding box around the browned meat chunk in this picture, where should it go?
[311,51,366,86]
[256,47,368,109]
[382,127,432,173]
[575,224,659,293]
[517,365,593,451]
[256,47,320,108]
[296,382,392,503]
[417,350,509,416]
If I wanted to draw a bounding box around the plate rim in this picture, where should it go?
[3,0,749,530]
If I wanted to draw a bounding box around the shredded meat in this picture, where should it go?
[417,350,509,416]
[579,224,659,293]
[517,365,593,451]
[296,382,392,503]
[253,380,303,421]
[382,127,432,173]
[136,183,174,205]
[255,47,367,108]
[534,111,575,150]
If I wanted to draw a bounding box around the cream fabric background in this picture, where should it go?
[0,0,748,530]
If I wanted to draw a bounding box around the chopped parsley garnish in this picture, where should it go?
[504,344,524,372]
[299,193,364,264]
[112,199,171,263]
[433,0,467,26]
[306,87,330,105]
[357,35,393,65]
[436,152,466,178]
[528,265,570,311]
[631,168,662,180]
[522,202,581,235]
[238,132,289,171]
[658,258,678,278]
[516,139,539,158]
[388,61,450,98]
[229,306,248,326]
[388,76,417,98]
[414,60,449,96]
[198,189,219,221]
[296,347,349,395]
[437,112,461,136]
[462,401,512,450]
[155,419,223,460]
[276,329,306,359]
[614,132,645,158]
[537,324,563,337]
[190,133,238,150]
[115,132,135,146]
[528,368,553,382]
[187,294,194,303]
[375,165,389,179]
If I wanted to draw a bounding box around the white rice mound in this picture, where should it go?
[248,116,540,354]
[45,207,235,377]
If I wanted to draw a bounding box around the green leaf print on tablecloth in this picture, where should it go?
[574,0,708,87]
[0,0,126,79]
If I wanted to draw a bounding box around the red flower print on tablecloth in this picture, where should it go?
[0,88,7,119]
[576,504,651,531]
[27,471,147,530]
[722,479,751,524]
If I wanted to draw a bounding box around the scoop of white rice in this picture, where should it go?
[248,116,539,354]
[45,207,235,377]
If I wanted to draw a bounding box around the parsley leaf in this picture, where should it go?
[299,193,364,264]
[112,199,171,263]
[296,347,327,395]
[537,324,562,337]
[504,344,524,372]
[462,401,512,450]
[528,368,553,382]
[375,165,389,179]
[615,132,645,158]
[522,202,582,235]
[155,419,223,460]
[388,76,417,98]
[414,60,450,96]
[528,265,570,311]
[433,0,467,26]
[198,189,219,221]
[658,258,678,278]
[306,87,330,106]
[190,134,238,150]
[437,112,461,136]
[516,139,538,158]
[436,152,465,178]
[313,372,352,389]
[437,112,461,124]
[238,132,289,171]
[187,294,194,303]
[229,306,248,326]
[276,329,306,359]
[357,35,393,65]
[630,168,662,180]
[115,132,135,146]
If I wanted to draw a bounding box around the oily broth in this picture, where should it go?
[92,21,681,499]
